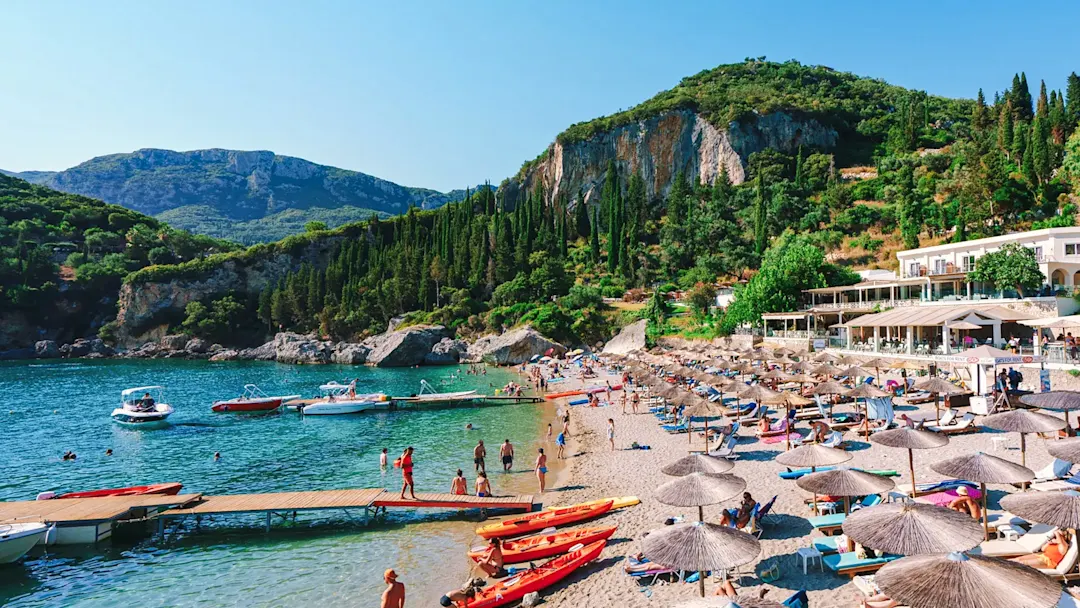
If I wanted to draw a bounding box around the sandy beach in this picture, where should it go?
[514,362,1068,607]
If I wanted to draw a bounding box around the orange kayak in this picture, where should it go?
[544,385,623,400]
[476,500,613,539]
[461,540,606,608]
[468,526,617,564]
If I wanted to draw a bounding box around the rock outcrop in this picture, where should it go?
[501,109,837,209]
[424,338,468,365]
[272,333,334,365]
[365,325,448,367]
[467,327,566,366]
[34,340,60,359]
[161,334,190,351]
[602,319,647,355]
[332,343,370,365]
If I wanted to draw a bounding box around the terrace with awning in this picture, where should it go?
[835,305,1037,355]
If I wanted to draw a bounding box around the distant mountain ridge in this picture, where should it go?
[2,148,475,242]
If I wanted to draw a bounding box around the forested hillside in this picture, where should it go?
[0,174,236,348]
[54,61,1080,348]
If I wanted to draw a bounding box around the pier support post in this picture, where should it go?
[265,512,272,532]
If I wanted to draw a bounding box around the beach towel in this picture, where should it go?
[761,430,805,445]
[919,487,983,507]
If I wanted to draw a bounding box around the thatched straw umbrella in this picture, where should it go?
[764,391,813,450]
[1048,437,1080,464]
[772,354,797,371]
[931,452,1035,539]
[771,346,795,356]
[789,360,813,373]
[982,409,1066,469]
[684,399,726,450]
[1001,490,1080,529]
[861,357,891,387]
[736,384,781,406]
[796,468,896,515]
[915,376,967,424]
[835,355,862,366]
[842,502,984,555]
[1021,391,1080,434]
[841,365,875,380]
[654,472,747,521]
[809,380,848,419]
[890,359,927,370]
[643,521,761,598]
[730,361,754,375]
[776,443,852,511]
[811,363,845,377]
[813,351,838,363]
[871,427,950,497]
[674,595,783,608]
[845,383,890,440]
[662,454,736,477]
[875,552,1062,608]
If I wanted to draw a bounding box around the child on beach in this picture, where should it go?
[607,418,615,451]
[547,423,553,441]
[535,448,547,493]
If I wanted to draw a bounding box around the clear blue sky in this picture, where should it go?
[2,0,1078,191]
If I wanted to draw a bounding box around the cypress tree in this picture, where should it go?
[998,101,1014,154]
[1051,91,1067,145]
[753,175,767,256]
[1012,120,1028,167]
[574,193,589,239]
[589,207,600,264]
[1067,72,1080,135]
[1012,73,1033,120]
[1023,128,1038,185]
[794,144,804,187]
[1036,81,1049,120]
[1032,113,1051,183]
[973,89,992,133]
[607,190,621,273]
[257,287,273,331]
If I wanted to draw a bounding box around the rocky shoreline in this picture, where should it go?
[16,325,570,368]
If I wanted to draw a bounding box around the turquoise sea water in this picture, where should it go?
[0,360,548,607]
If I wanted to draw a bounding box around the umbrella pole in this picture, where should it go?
[982,482,989,541]
[934,393,940,425]
[698,572,705,597]
[698,505,704,522]
[1021,433,1028,491]
[811,465,818,513]
[704,416,709,453]
[844,496,854,552]
[908,449,916,498]
[863,399,870,441]
[785,405,791,451]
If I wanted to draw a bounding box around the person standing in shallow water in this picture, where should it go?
[380,448,388,472]
[473,440,486,474]
[380,569,404,608]
[535,448,548,493]
[500,439,514,472]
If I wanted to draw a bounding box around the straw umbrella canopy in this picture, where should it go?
[914,376,967,424]
[835,355,862,366]
[811,363,845,377]
[982,409,1066,469]
[813,351,838,362]
[789,360,813,373]
[808,379,848,419]
[772,354,797,370]
[683,399,726,450]
[764,391,814,450]
[845,383,891,440]
[1021,391,1080,433]
[890,359,927,370]
[729,361,754,375]
[758,369,793,382]
[931,452,1035,539]
[643,521,761,598]
[776,443,852,512]
[877,551,1062,608]
[860,357,891,386]
[787,373,818,385]
[796,468,896,517]
[1001,490,1080,529]
[662,454,736,477]
[841,365,875,379]
[1047,437,1080,464]
[673,596,784,608]
[841,502,984,555]
[871,427,949,498]
[654,472,747,521]
[736,384,781,405]
[771,346,795,356]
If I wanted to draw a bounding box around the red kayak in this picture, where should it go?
[461,540,606,608]
[211,397,282,413]
[476,500,613,539]
[468,526,617,564]
[51,482,183,500]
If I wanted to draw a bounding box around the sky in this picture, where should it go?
[2,0,1079,192]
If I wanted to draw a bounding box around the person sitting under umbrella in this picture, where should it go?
[946,486,982,520]
[1010,530,1070,570]
[720,492,756,528]
[757,415,772,434]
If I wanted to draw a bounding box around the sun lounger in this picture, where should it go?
[899,391,934,405]
[1040,533,1080,580]
[780,466,837,480]
[898,479,976,498]
[926,413,977,435]
[757,419,789,437]
[813,536,843,554]
[661,421,690,433]
[823,552,899,578]
[1033,459,1077,483]
[1059,591,1080,608]
[710,434,739,460]
[914,486,983,507]
[969,524,1058,557]
[1031,472,1080,492]
[782,590,809,608]
[813,494,883,518]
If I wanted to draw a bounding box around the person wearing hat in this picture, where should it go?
[381,569,404,608]
[946,485,981,520]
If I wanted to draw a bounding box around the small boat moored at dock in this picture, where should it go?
[112,386,174,427]
[295,381,390,415]
[0,523,50,564]
[212,384,300,413]
[40,482,184,500]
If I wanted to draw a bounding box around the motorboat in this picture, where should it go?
[39,482,183,500]
[296,381,390,415]
[112,386,174,426]
[212,384,301,413]
[0,523,50,564]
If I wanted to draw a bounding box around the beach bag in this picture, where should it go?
[759,562,781,583]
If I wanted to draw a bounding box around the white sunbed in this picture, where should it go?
[1031,477,1080,492]
[1034,458,1075,483]
[1039,533,1079,580]
[926,413,976,434]
[968,524,1058,557]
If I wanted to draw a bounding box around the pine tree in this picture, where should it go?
[794,144,804,187]
[605,164,621,273]
[589,207,601,264]
[1067,72,1080,135]
[753,175,767,256]
[1037,81,1049,118]
[973,89,992,134]
[1013,73,1033,120]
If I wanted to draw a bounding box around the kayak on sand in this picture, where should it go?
[467,526,617,564]
[476,500,613,539]
[458,540,607,608]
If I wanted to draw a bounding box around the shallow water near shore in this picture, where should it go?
[0,359,552,607]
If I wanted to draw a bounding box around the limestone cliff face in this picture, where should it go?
[502,110,837,205]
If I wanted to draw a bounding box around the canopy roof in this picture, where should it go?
[934,344,1042,365]
[122,386,165,397]
[761,312,808,320]
[839,306,1036,329]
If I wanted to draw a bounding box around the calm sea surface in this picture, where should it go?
[0,360,549,607]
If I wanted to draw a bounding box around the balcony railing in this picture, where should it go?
[764,330,828,339]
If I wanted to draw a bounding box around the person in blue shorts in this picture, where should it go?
[556,431,566,459]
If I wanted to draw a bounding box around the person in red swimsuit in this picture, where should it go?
[399,447,417,500]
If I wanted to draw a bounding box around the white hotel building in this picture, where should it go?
[757,227,1080,359]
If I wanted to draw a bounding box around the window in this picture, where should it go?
[962,255,976,272]
[933,259,947,274]
[907,262,921,278]
[1067,243,1079,256]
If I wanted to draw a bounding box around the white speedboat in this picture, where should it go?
[112,386,174,426]
[0,523,49,564]
[297,382,390,415]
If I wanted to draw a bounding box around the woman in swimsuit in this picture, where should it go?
[475,472,492,497]
[535,448,548,493]
[398,447,417,500]
[450,469,468,495]
[1011,530,1070,569]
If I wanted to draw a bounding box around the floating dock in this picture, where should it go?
[0,488,535,543]
[391,394,543,408]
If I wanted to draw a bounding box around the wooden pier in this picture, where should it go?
[0,488,535,543]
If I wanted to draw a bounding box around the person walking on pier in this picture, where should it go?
[397,447,416,500]
[500,439,514,472]
[535,448,548,493]
[380,569,405,608]
[473,440,487,474]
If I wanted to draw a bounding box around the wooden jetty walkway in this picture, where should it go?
[0,489,535,543]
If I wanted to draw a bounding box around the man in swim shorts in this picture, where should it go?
[500,439,514,471]
[473,440,486,473]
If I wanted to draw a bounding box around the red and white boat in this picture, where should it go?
[41,482,183,500]
[212,384,300,413]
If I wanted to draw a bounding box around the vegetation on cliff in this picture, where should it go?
[0,174,235,346]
